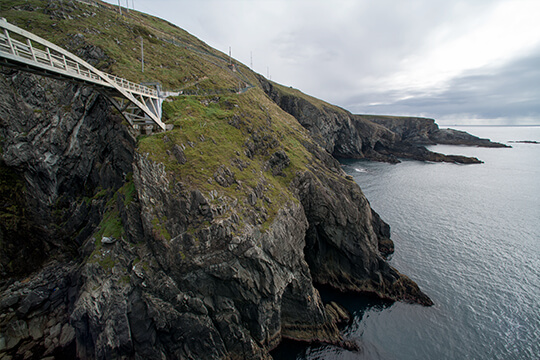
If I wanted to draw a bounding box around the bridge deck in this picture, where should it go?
[0,18,168,131]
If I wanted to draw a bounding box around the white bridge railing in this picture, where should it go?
[0,18,169,131]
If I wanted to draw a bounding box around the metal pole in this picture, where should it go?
[141,37,144,73]
[117,0,122,15]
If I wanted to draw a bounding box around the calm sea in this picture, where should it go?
[273,126,540,360]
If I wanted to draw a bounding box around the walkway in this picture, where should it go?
[0,18,169,131]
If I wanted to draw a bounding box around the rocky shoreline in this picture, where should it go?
[0,2,508,359]
[258,77,508,165]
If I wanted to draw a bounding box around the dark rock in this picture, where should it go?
[371,209,395,257]
[0,294,20,310]
[171,144,187,164]
[127,293,156,347]
[267,150,290,176]
[213,165,236,187]
[383,141,484,164]
[59,323,76,347]
[258,76,506,163]
[248,191,257,206]
[508,140,539,144]
[431,128,509,148]
[0,70,135,279]
[295,162,432,305]
[28,315,46,340]
[5,319,29,350]
[17,289,50,316]
[325,301,350,326]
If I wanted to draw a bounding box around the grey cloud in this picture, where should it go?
[345,48,540,122]
[105,0,535,124]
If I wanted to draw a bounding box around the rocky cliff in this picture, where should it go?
[0,69,430,359]
[258,77,508,164]
[0,68,430,359]
[0,1,442,359]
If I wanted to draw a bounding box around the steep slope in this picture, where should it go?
[1,1,431,359]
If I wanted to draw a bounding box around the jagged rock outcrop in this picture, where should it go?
[257,76,397,161]
[293,144,432,305]
[0,67,431,359]
[0,262,79,359]
[0,69,134,280]
[258,76,507,163]
[429,127,509,147]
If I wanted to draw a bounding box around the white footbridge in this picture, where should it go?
[0,18,172,132]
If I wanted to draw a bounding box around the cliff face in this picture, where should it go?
[259,77,508,164]
[257,76,398,161]
[0,69,134,279]
[0,2,439,359]
[0,69,430,359]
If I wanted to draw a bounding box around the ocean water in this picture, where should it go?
[274,126,540,360]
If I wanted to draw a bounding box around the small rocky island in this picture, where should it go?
[0,1,507,359]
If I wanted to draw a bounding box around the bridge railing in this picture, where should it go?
[1,26,157,97]
[1,18,168,131]
[105,73,158,96]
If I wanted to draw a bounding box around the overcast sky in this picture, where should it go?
[107,0,540,125]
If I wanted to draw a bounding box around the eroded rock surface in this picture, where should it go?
[259,76,507,164]
[1,70,431,360]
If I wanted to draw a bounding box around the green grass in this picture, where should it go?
[2,0,246,91]
[2,0,338,238]
[118,173,136,206]
[97,254,116,271]
[138,87,312,232]
[95,209,124,242]
[151,216,171,241]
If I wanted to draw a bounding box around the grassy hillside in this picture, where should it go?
[3,0,259,91]
[138,88,316,233]
[2,0,328,233]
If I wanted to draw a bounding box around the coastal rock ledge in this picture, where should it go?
[258,76,509,164]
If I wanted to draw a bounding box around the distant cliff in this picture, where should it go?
[258,77,508,164]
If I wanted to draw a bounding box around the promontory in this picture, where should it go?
[0,1,504,359]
